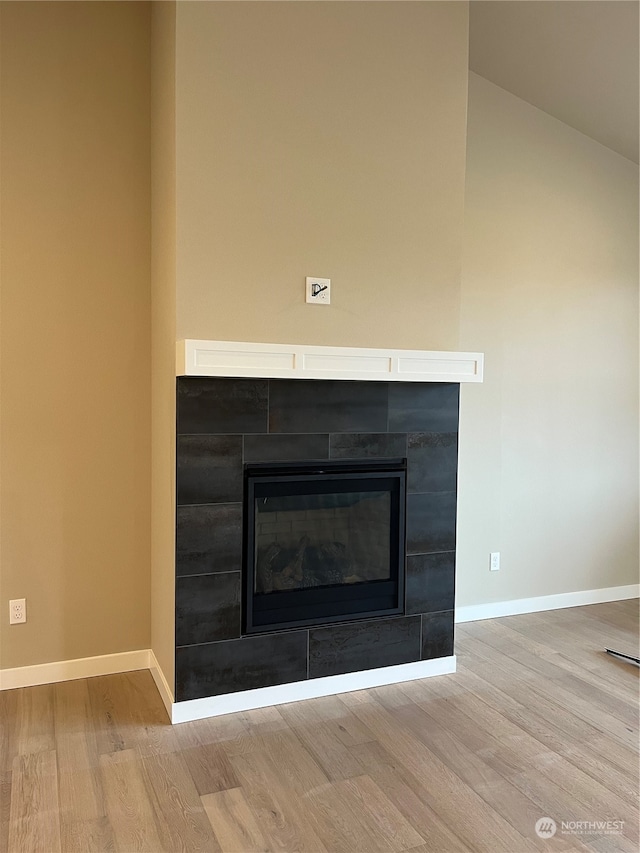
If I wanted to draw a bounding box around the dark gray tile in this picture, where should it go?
[330,433,407,460]
[388,383,459,433]
[406,552,455,615]
[421,610,454,660]
[244,433,329,463]
[176,573,241,646]
[177,435,242,505]
[177,377,268,435]
[176,504,242,577]
[406,492,457,555]
[175,631,308,701]
[269,380,388,434]
[407,432,458,494]
[308,616,421,678]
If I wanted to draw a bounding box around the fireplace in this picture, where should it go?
[244,458,406,633]
[172,339,484,716]
[176,372,460,713]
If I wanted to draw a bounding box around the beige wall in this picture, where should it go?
[0,2,151,668]
[457,73,639,607]
[151,0,176,694]
[2,3,636,678]
[175,1,469,350]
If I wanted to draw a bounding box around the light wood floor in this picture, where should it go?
[1,600,638,853]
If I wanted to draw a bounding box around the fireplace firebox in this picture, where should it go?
[243,458,406,634]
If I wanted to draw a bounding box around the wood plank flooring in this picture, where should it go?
[1,600,638,852]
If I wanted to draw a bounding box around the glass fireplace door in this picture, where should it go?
[243,459,406,634]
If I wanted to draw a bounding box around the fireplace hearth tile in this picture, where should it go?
[177,435,242,505]
[406,552,455,614]
[407,432,458,494]
[421,610,454,659]
[406,491,457,554]
[308,616,421,678]
[329,432,407,460]
[244,433,329,463]
[388,383,459,433]
[176,504,242,576]
[176,572,241,646]
[269,380,388,434]
[177,377,268,435]
[175,631,308,701]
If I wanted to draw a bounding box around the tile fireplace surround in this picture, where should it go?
[173,340,483,722]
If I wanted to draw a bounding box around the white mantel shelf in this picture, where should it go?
[177,340,484,384]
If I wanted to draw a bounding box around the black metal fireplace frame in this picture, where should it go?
[242,458,406,635]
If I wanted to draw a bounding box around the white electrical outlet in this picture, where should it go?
[305,277,331,304]
[490,552,500,572]
[9,598,26,624]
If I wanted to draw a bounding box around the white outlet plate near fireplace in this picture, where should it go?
[177,340,484,383]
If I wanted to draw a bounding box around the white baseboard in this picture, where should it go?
[170,656,457,724]
[0,643,452,723]
[149,649,174,718]
[455,583,639,624]
[1,584,635,708]
[0,648,151,691]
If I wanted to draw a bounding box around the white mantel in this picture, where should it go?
[177,339,484,383]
